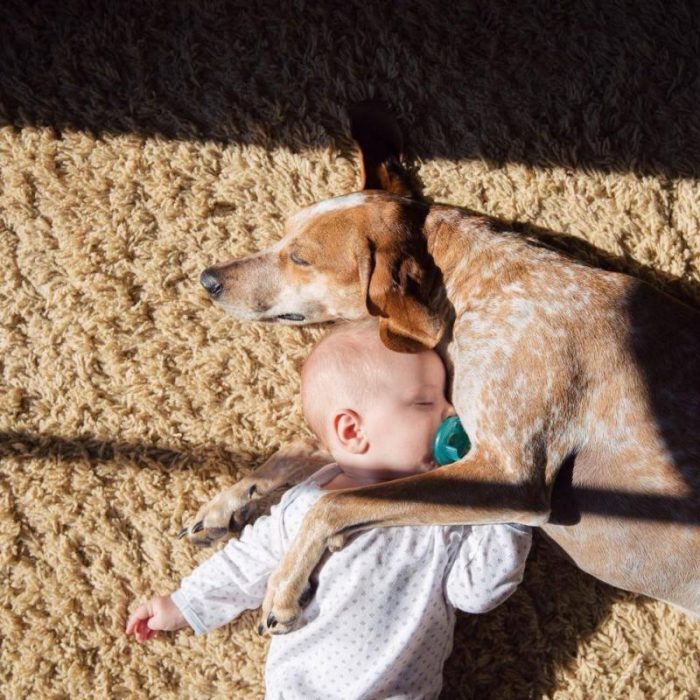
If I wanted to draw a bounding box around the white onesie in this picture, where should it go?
[172,465,532,700]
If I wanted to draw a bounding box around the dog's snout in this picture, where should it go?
[200,268,223,298]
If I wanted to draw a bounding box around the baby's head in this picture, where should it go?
[301,319,454,481]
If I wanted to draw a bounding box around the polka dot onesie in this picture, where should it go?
[172,465,532,699]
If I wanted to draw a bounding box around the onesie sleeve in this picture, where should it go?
[444,523,532,613]
[171,492,291,635]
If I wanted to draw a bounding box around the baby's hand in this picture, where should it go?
[125,595,187,643]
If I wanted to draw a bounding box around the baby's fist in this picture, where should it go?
[126,595,187,643]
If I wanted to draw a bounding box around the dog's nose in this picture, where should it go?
[200,268,223,298]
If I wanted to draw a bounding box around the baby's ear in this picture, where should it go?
[334,410,368,453]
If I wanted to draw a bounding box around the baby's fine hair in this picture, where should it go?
[301,318,384,441]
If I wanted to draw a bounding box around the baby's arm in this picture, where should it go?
[126,491,292,641]
[445,523,532,613]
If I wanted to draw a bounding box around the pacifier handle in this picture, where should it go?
[432,415,471,466]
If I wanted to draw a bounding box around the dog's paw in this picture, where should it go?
[177,483,267,547]
[177,509,231,548]
[258,575,310,636]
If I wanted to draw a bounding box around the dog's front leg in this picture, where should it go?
[259,448,550,634]
[180,438,332,546]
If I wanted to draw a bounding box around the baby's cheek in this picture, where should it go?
[407,427,433,461]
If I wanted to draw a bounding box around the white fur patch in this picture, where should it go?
[306,192,368,215]
[289,193,368,228]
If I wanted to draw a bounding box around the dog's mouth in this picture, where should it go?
[275,313,306,322]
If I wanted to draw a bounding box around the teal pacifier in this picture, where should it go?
[432,415,471,466]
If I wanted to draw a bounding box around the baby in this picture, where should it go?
[126,320,532,700]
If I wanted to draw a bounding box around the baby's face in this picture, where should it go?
[359,349,454,479]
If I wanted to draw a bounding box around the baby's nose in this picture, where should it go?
[442,403,456,420]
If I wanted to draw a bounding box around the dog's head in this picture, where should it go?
[200,102,449,352]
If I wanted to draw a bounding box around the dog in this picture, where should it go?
[182,102,699,632]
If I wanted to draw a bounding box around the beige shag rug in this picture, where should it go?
[1,1,699,697]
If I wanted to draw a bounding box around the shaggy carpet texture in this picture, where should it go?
[1,1,699,697]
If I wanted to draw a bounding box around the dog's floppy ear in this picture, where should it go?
[358,244,447,353]
[349,100,421,200]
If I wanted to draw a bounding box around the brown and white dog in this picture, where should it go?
[183,103,700,632]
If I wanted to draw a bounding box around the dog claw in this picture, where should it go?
[267,613,278,629]
[176,528,189,539]
[191,521,204,534]
[257,623,265,636]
